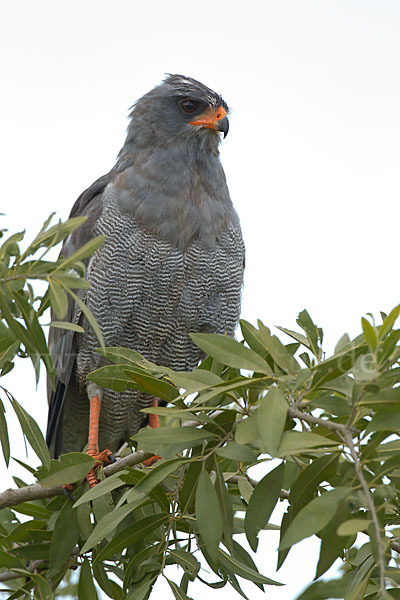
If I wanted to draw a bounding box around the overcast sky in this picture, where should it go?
[1,1,400,598]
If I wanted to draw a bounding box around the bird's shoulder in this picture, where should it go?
[62,171,115,258]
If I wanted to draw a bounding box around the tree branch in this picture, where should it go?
[0,450,152,510]
[343,430,386,594]
[287,406,347,433]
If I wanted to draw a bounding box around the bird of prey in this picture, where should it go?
[46,74,245,485]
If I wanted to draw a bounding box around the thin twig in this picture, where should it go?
[0,548,80,583]
[287,406,346,434]
[391,540,400,554]
[0,570,22,582]
[343,430,386,594]
[225,474,289,500]
[0,450,152,510]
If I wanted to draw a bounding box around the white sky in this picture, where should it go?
[1,1,399,598]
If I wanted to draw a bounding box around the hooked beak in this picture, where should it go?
[216,115,229,138]
[190,105,229,138]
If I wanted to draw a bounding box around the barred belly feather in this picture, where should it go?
[60,193,244,454]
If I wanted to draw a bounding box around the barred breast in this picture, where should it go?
[60,191,245,453]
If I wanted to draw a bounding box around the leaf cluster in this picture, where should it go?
[1,217,400,599]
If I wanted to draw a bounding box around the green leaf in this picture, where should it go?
[49,498,80,574]
[295,578,348,600]
[366,411,400,433]
[58,234,105,270]
[216,441,256,463]
[29,573,54,600]
[257,321,300,373]
[67,287,104,347]
[12,502,52,519]
[280,487,351,549]
[308,395,351,416]
[195,470,222,561]
[179,461,202,514]
[257,388,288,456]
[169,549,200,578]
[278,431,339,457]
[240,319,270,356]
[19,215,86,260]
[126,575,156,600]
[231,540,265,591]
[214,459,234,551]
[124,369,179,402]
[235,413,260,445]
[190,333,272,374]
[245,462,284,551]
[337,519,370,536]
[49,321,85,333]
[275,326,309,349]
[132,426,218,453]
[167,579,194,600]
[76,500,93,541]
[48,278,68,319]
[11,543,50,560]
[296,309,322,358]
[170,369,223,393]
[86,364,138,392]
[361,317,377,351]
[53,273,91,289]
[311,340,368,389]
[10,397,50,469]
[78,558,98,600]
[80,501,141,554]
[0,549,23,569]
[237,476,254,504]
[119,468,170,511]
[218,549,283,585]
[121,458,183,505]
[315,501,352,579]
[35,452,95,487]
[81,461,181,552]
[289,454,339,518]
[94,513,168,563]
[0,397,10,466]
[73,472,127,506]
[379,303,400,339]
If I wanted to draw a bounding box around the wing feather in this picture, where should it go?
[46,171,114,455]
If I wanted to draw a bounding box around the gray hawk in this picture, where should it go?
[46,74,245,485]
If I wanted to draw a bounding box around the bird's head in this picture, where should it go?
[126,74,230,149]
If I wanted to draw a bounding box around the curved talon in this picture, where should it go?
[86,448,115,487]
[62,483,75,501]
[96,449,115,465]
[143,454,161,467]
[86,468,99,488]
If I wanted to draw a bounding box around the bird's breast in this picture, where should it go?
[77,192,244,375]
[111,151,234,249]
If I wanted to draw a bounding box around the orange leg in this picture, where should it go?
[143,398,161,467]
[86,395,114,487]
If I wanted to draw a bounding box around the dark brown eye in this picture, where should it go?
[181,99,199,114]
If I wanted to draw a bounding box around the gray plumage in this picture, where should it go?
[46,74,245,457]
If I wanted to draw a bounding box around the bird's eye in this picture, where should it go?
[181,99,199,114]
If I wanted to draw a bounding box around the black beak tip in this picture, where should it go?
[218,116,229,138]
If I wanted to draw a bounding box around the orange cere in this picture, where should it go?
[189,105,227,130]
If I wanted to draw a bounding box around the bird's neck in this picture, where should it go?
[111,138,234,250]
